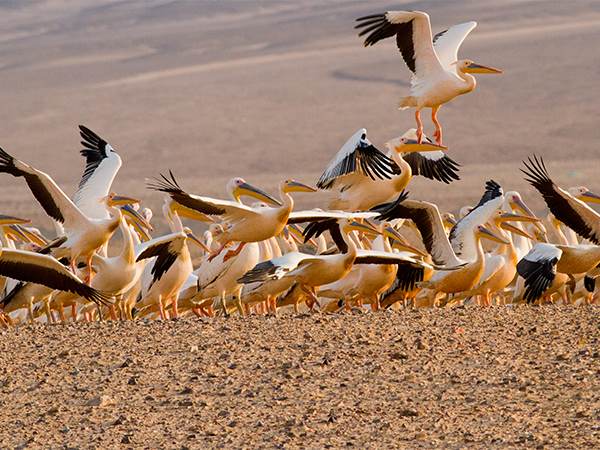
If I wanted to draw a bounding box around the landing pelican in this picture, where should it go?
[355,11,502,144]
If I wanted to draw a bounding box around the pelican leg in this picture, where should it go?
[58,303,67,323]
[158,295,166,320]
[86,255,94,284]
[44,300,55,323]
[431,105,443,145]
[220,292,229,317]
[28,298,35,324]
[0,312,10,328]
[96,304,104,321]
[108,305,118,321]
[171,293,180,319]
[301,286,320,311]
[224,242,246,262]
[415,110,424,143]
[71,303,78,322]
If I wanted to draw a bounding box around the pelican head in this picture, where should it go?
[183,226,211,253]
[476,225,509,245]
[228,178,281,206]
[568,186,600,204]
[0,214,30,226]
[506,192,537,217]
[282,179,317,194]
[386,129,447,153]
[458,59,502,74]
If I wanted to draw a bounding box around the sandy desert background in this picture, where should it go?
[1,1,599,448]
[0,0,599,230]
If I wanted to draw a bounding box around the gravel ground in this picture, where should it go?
[0,306,598,449]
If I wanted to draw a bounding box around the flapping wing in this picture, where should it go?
[0,249,110,305]
[402,151,460,183]
[302,219,347,253]
[0,147,88,228]
[73,125,123,220]
[238,252,309,284]
[517,243,562,303]
[522,155,600,244]
[373,193,463,267]
[356,11,445,78]
[148,171,259,222]
[317,129,395,189]
[433,21,477,70]
[288,209,378,225]
[354,249,433,269]
[136,232,186,284]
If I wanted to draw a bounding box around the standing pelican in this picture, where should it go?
[355,11,502,144]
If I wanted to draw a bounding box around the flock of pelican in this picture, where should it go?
[0,10,597,325]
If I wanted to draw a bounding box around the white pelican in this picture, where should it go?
[452,212,539,305]
[319,129,457,211]
[355,11,502,144]
[89,216,147,317]
[318,223,421,310]
[0,147,144,278]
[149,172,316,260]
[135,211,206,319]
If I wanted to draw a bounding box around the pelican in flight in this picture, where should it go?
[355,11,502,144]
[149,172,316,261]
[318,128,458,211]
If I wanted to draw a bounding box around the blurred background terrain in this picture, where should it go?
[1,0,599,230]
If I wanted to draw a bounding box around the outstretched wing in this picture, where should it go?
[517,243,561,303]
[374,193,463,267]
[317,129,395,189]
[402,151,460,183]
[148,171,259,222]
[0,249,110,305]
[433,21,477,70]
[355,10,444,78]
[136,232,186,284]
[0,147,87,228]
[522,155,600,244]
[73,125,122,220]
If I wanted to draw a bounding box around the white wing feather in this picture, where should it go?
[433,21,477,71]
[73,152,122,220]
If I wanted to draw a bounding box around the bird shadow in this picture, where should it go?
[330,69,409,87]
